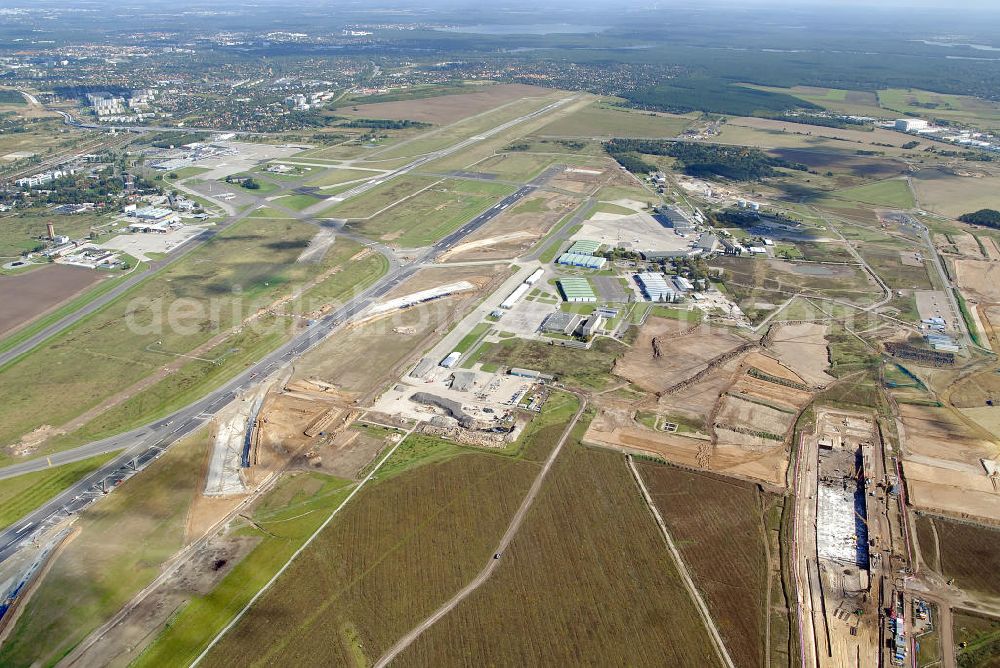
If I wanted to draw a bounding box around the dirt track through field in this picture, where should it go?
[373,394,587,668]
[629,455,737,668]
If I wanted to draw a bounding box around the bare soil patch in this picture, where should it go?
[766,322,834,387]
[955,259,1000,303]
[339,84,552,125]
[0,265,105,336]
[613,318,749,394]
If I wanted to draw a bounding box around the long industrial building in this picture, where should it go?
[635,272,677,302]
[557,253,607,269]
[566,239,602,255]
[558,277,597,303]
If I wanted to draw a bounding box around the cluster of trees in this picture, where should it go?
[624,78,820,117]
[769,114,873,131]
[605,138,807,181]
[958,209,1000,229]
[342,118,430,130]
[27,168,147,206]
[145,131,210,149]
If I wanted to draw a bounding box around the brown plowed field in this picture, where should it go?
[638,462,780,668]
[0,264,104,336]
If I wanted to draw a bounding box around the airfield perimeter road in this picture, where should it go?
[373,394,587,668]
[0,109,571,561]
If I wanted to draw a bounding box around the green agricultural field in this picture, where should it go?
[911,171,1000,219]
[822,178,915,209]
[347,179,514,247]
[741,85,886,117]
[396,444,721,667]
[0,220,382,464]
[0,432,209,667]
[198,395,580,666]
[637,462,783,668]
[132,472,356,668]
[321,175,436,219]
[0,452,117,531]
[536,101,696,138]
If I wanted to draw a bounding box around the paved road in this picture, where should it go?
[0,182,544,563]
[374,394,587,668]
[0,215,234,370]
[0,96,572,561]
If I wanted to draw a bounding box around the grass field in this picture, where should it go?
[132,472,356,668]
[199,395,580,666]
[0,219,379,463]
[878,88,1000,129]
[915,514,1000,600]
[220,174,280,194]
[269,192,322,211]
[470,151,593,182]
[637,462,778,668]
[954,610,1000,668]
[536,100,695,138]
[0,431,208,667]
[0,452,117,531]
[395,443,721,667]
[166,166,212,180]
[481,336,625,390]
[304,167,381,188]
[911,171,1000,219]
[822,178,916,209]
[365,93,561,162]
[321,175,436,219]
[347,179,514,247]
[860,245,933,290]
[0,210,115,256]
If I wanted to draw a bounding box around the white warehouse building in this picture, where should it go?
[895,118,930,132]
[635,272,677,302]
